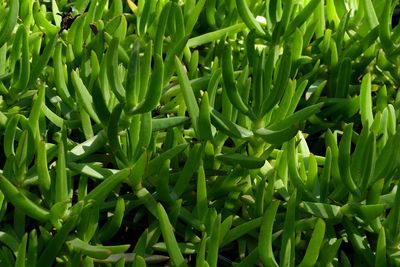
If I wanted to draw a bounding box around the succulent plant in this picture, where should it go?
[0,0,400,266]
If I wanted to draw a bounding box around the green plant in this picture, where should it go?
[0,0,400,266]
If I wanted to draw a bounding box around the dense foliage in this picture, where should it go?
[1,0,400,266]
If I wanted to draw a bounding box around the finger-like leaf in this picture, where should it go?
[156,203,188,267]
[360,73,374,127]
[298,219,326,267]
[216,153,265,169]
[175,56,200,133]
[259,201,280,267]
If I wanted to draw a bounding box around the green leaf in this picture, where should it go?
[269,103,323,130]
[0,0,19,47]
[145,144,188,178]
[26,230,38,267]
[84,168,131,204]
[216,153,265,169]
[106,37,125,102]
[221,217,262,247]
[55,135,68,203]
[152,117,190,132]
[156,203,188,267]
[261,47,292,116]
[15,234,27,267]
[207,214,221,267]
[185,0,206,35]
[259,201,280,267]
[221,45,254,119]
[174,144,202,197]
[187,24,246,47]
[198,92,214,141]
[98,198,125,241]
[71,70,101,124]
[77,202,99,242]
[360,73,374,127]
[280,190,296,267]
[375,227,387,267]
[298,219,326,267]
[336,57,351,98]
[175,56,200,133]
[37,212,80,266]
[300,202,342,219]
[362,0,379,30]
[235,0,265,36]
[0,174,51,222]
[210,109,253,139]
[338,124,360,197]
[342,217,374,264]
[67,238,112,260]
[67,130,108,162]
[318,238,342,266]
[125,40,140,109]
[285,0,322,39]
[379,0,392,51]
[127,54,164,115]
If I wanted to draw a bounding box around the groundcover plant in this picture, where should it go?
[1,0,400,266]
